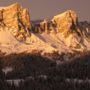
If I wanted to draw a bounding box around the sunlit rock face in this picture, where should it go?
[0,3,31,42]
[32,10,80,36]
[0,3,90,55]
[51,10,89,49]
[40,20,48,33]
[52,10,78,37]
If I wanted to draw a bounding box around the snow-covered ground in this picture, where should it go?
[0,26,90,55]
[6,76,90,86]
[2,67,13,75]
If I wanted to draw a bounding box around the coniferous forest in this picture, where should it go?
[0,51,90,90]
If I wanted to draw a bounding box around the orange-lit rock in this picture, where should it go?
[0,3,90,54]
[52,10,78,37]
[0,3,31,41]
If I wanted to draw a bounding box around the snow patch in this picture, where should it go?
[2,67,13,75]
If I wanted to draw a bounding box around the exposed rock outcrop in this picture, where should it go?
[52,10,78,37]
[0,3,31,42]
[0,3,90,55]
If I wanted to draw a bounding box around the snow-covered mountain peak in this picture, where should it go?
[0,3,90,55]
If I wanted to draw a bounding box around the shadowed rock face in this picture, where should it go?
[0,3,31,41]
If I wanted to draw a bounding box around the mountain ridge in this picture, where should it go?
[0,3,90,55]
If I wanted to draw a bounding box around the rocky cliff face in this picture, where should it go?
[51,10,81,48]
[33,10,83,37]
[0,3,90,55]
[31,10,87,49]
[52,10,79,37]
[0,3,31,42]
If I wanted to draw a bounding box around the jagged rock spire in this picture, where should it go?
[52,10,78,37]
[0,3,31,42]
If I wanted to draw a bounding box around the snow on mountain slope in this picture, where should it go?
[0,29,57,54]
[0,3,90,55]
[0,28,18,45]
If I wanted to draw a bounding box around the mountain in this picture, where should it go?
[0,3,31,42]
[0,3,90,55]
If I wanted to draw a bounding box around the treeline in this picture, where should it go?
[0,51,90,89]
